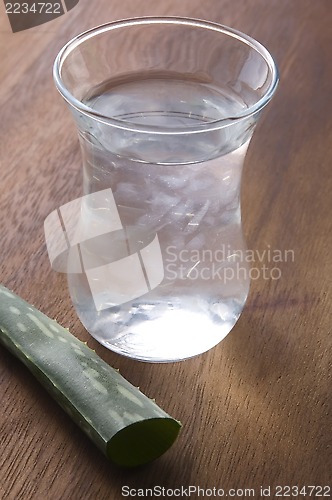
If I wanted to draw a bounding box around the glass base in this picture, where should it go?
[69,275,248,362]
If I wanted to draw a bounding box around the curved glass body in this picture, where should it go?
[54,17,278,362]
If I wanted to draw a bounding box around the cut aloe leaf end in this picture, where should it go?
[0,285,181,467]
[108,418,181,467]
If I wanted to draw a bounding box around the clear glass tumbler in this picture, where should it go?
[53,17,278,362]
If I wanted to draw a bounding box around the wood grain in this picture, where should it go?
[0,1,331,499]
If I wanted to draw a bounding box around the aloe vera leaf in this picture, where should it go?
[0,285,181,467]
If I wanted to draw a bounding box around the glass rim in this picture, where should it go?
[53,16,279,135]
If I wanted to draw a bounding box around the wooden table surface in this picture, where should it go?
[0,1,331,499]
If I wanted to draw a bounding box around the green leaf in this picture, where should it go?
[0,285,181,467]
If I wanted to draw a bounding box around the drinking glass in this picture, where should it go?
[52,17,278,362]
